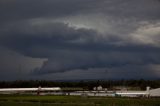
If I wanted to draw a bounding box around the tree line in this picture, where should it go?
[0,79,160,90]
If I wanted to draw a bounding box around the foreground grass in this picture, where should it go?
[0,94,160,106]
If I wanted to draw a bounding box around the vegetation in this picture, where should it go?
[0,79,160,90]
[0,94,160,106]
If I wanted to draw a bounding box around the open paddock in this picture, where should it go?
[0,94,160,106]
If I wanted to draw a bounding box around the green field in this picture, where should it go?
[0,94,160,106]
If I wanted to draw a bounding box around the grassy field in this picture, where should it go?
[0,94,160,106]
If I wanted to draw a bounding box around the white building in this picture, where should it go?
[115,87,149,97]
[97,86,103,91]
[150,88,160,97]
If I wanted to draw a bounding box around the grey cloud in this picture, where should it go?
[0,47,45,80]
[0,21,160,79]
[31,50,160,76]
[0,0,160,80]
[0,22,100,57]
[32,65,160,80]
[95,0,160,20]
[1,0,160,24]
[0,0,98,24]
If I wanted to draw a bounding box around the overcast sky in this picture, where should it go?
[0,0,160,80]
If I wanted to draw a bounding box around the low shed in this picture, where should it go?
[150,88,160,97]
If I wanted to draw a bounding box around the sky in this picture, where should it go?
[0,0,160,80]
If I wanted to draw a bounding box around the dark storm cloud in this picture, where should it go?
[0,22,99,57]
[1,22,160,57]
[0,0,160,80]
[1,0,160,24]
[32,51,160,76]
[96,0,160,20]
[0,21,160,79]
[0,0,98,24]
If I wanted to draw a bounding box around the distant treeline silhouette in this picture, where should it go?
[0,79,160,90]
